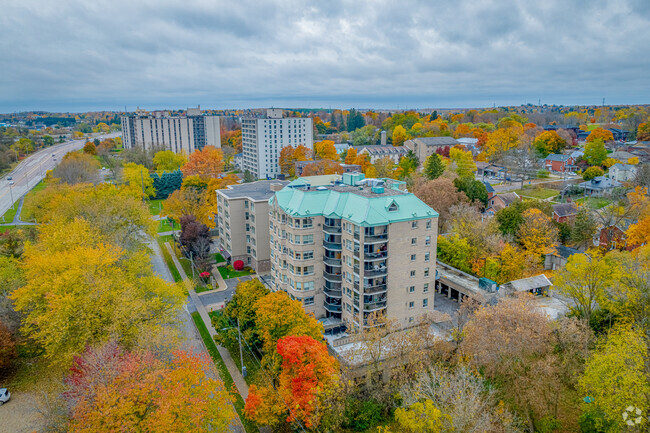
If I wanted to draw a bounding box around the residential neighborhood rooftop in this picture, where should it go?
[217,179,289,201]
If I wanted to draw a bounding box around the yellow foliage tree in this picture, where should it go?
[392,125,408,146]
[449,147,476,178]
[10,219,184,366]
[393,400,453,433]
[153,150,187,173]
[517,208,558,258]
[122,162,155,198]
[313,140,338,160]
[344,147,358,164]
[484,126,522,160]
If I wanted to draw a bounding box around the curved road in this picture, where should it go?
[0,132,121,218]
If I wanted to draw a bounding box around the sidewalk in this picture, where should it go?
[165,243,250,399]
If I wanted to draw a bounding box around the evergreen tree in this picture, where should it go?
[423,153,445,180]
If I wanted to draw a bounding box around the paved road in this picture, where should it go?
[0,132,120,217]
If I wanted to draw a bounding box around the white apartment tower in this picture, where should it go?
[121,107,220,154]
[241,109,313,179]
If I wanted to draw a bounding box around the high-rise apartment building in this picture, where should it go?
[121,107,220,154]
[268,173,439,330]
[216,180,289,272]
[241,109,313,179]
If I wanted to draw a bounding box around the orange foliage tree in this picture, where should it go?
[353,153,372,175]
[65,343,235,432]
[344,147,358,164]
[301,159,344,176]
[245,335,339,429]
[181,145,224,179]
[586,127,614,143]
[279,145,312,176]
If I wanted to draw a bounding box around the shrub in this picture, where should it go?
[233,260,244,271]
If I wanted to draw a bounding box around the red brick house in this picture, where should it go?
[544,154,577,172]
[597,220,638,251]
[552,202,578,223]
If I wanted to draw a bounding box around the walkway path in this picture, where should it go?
[164,243,250,399]
[0,196,37,227]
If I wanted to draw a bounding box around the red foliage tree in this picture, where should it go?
[233,260,244,271]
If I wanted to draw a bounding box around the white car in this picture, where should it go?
[0,388,10,405]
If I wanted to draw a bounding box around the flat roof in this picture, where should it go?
[218,180,289,201]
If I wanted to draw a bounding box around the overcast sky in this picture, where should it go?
[1,0,649,113]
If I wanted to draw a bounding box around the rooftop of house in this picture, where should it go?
[501,274,552,293]
[578,176,622,190]
[409,136,459,146]
[552,202,578,217]
[609,163,637,171]
[272,174,438,226]
[550,245,584,259]
[352,145,408,155]
[217,179,289,201]
[545,154,573,162]
[456,137,479,145]
[609,151,637,161]
[497,192,520,207]
[483,181,495,193]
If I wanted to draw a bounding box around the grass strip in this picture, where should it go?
[156,237,182,283]
[191,312,259,433]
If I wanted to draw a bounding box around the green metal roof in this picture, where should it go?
[271,186,439,227]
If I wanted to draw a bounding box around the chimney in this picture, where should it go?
[381,130,387,146]
[270,183,284,192]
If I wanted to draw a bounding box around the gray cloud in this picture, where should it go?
[0,0,648,112]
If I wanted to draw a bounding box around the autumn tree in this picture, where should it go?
[313,140,338,160]
[153,149,187,173]
[413,178,468,230]
[495,200,552,236]
[344,147,358,164]
[637,122,650,141]
[163,187,218,228]
[453,177,487,206]
[51,152,100,185]
[0,320,16,372]
[484,126,522,160]
[82,141,97,155]
[179,215,211,268]
[10,219,184,366]
[392,125,408,146]
[570,208,598,249]
[394,151,419,180]
[301,159,344,176]
[374,156,395,178]
[532,130,566,157]
[579,325,649,431]
[181,145,224,179]
[122,162,155,198]
[582,165,604,181]
[586,127,614,143]
[22,183,155,252]
[278,145,311,176]
[65,343,235,432]
[583,138,608,166]
[423,153,445,180]
[245,335,339,429]
[216,279,269,348]
[517,208,558,258]
[354,153,372,175]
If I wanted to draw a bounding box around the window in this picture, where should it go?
[423,298,429,308]
[410,270,416,277]
[408,286,415,293]
[411,237,417,245]
[424,252,430,262]
[303,234,313,244]
[408,301,415,309]
[410,254,416,261]
[411,221,418,229]
[424,283,429,293]
[426,220,432,229]
[303,251,314,260]
[304,297,314,306]
[425,236,431,246]
[424,267,429,277]
[304,281,314,291]
[304,266,314,275]
[303,218,313,228]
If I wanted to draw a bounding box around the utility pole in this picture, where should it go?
[140,167,145,201]
[8,183,14,209]
[238,318,246,377]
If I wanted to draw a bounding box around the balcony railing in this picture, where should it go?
[364,251,388,261]
[324,287,342,298]
[364,267,387,277]
[364,233,388,243]
[323,242,342,251]
[364,301,387,311]
[323,225,342,234]
[323,271,342,282]
[324,301,342,313]
[363,284,388,294]
[323,257,342,267]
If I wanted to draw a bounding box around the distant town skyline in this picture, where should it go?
[1,0,649,113]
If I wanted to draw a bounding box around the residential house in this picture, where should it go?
[476,162,506,179]
[609,150,638,164]
[353,145,408,163]
[544,154,577,173]
[486,192,520,215]
[544,245,583,270]
[597,219,637,251]
[552,202,578,223]
[578,176,622,196]
[607,163,637,182]
[404,137,459,162]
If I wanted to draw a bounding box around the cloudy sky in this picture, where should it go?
[1,0,649,112]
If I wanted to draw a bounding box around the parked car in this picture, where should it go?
[6,176,11,181]
[8,181,14,185]
[0,388,10,405]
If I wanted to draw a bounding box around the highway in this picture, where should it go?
[0,132,121,219]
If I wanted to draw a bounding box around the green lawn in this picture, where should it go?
[218,265,254,280]
[195,283,218,294]
[156,236,182,283]
[191,312,258,433]
[157,218,176,233]
[1,203,18,223]
[147,198,164,215]
[576,196,611,209]
[214,252,226,263]
[512,187,559,200]
[178,257,194,278]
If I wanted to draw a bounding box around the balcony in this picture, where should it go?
[363,283,388,294]
[364,233,388,244]
[364,251,387,261]
[323,242,342,251]
[364,301,387,312]
[324,286,342,298]
[324,300,342,313]
[323,271,342,282]
[323,257,342,267]
[323,224,342,234]
[364,266,387,278]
